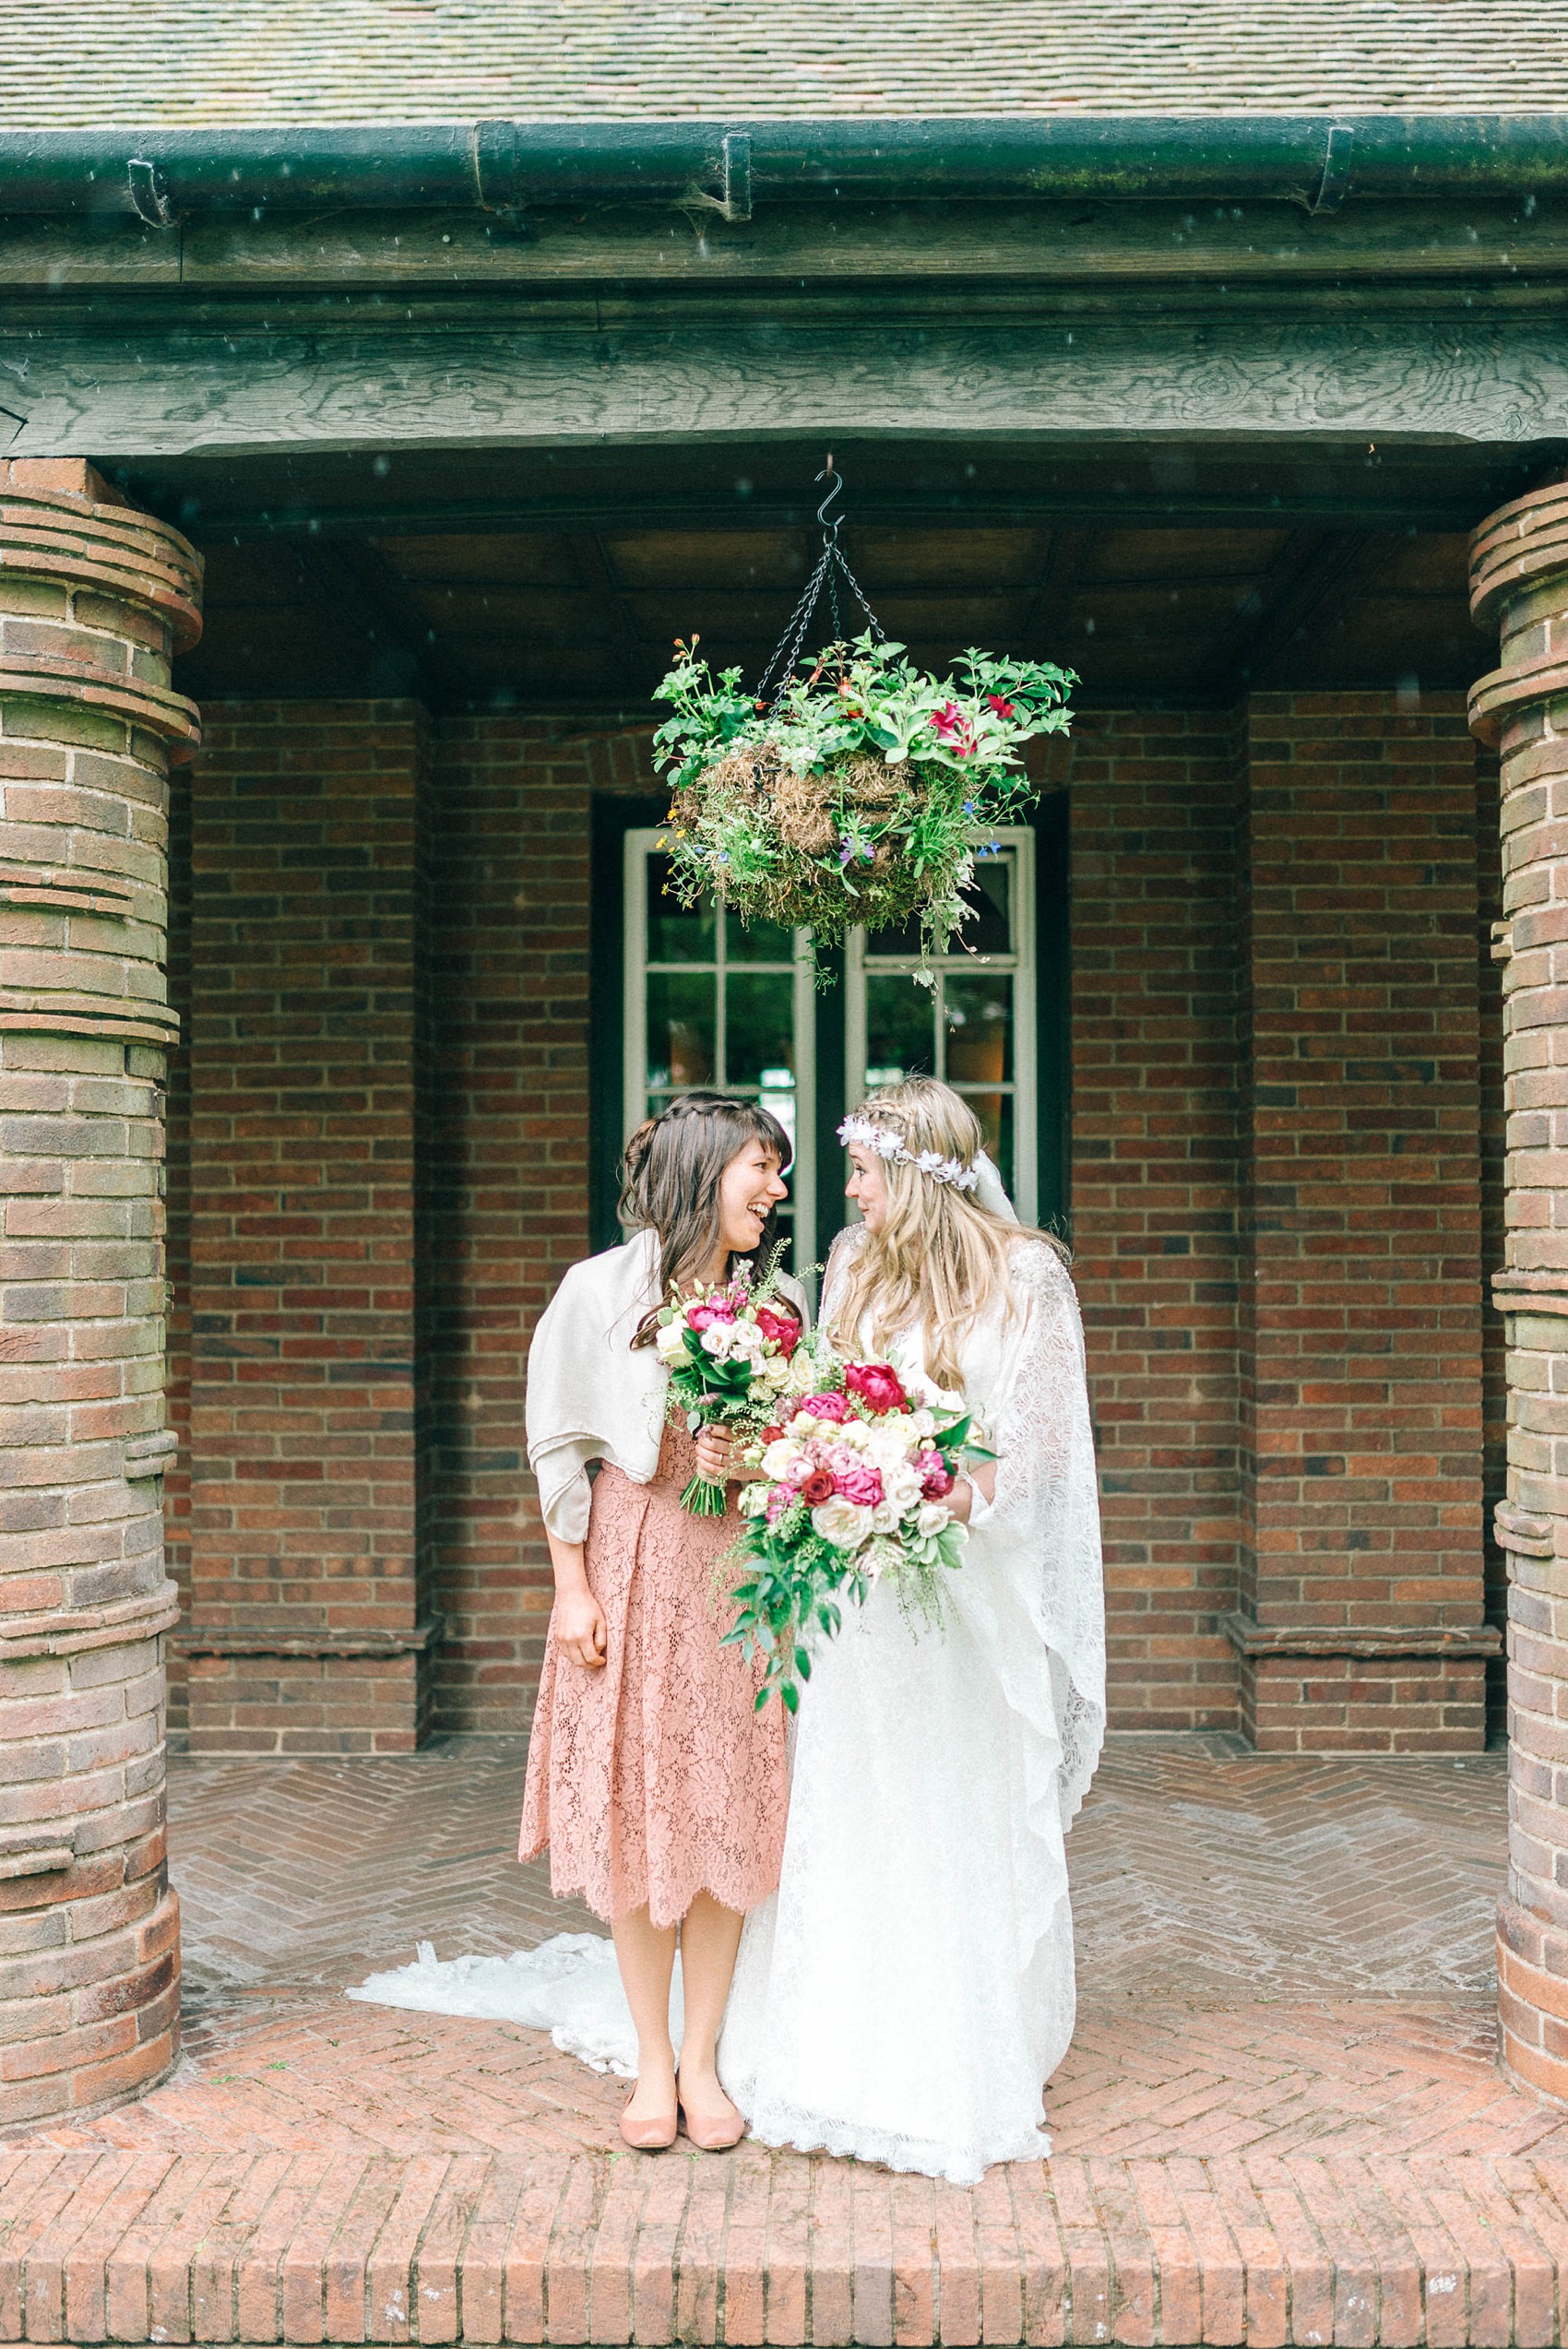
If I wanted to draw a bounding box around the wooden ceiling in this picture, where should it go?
[142,433,1532,710]
[176,518,1479,710]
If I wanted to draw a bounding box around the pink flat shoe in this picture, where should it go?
[620,2091,678,2152]
[677,2096,749,2152]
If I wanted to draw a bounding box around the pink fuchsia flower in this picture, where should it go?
[844,1362,907,1415]
[754,1305,801,1358]
[800,1391,849,1421]
[930,700,969,743]
[686,1299,735,1330]
[833,1463,884,1507]
[921,1455,956,1499]
[987,694,1016,718]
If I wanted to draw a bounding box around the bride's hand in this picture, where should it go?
[695,1425,737,1484]
[554,1584,608,1670]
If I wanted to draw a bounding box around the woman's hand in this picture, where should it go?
[695,1425,739,1485]
[553,1583,608,1670]
[947,1463,996,1526]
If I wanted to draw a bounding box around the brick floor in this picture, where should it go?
[6,1735,1568,2343]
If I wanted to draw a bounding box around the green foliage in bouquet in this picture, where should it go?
[652,633,1075,979]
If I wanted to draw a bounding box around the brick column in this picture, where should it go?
[0,459,200,2126]
[1469,480,1568,2100]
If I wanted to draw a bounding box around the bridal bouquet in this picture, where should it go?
[723,1346,992,1707]
[654,1257,805,1514]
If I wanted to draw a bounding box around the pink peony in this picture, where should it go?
[686,1299,735,1330]
[833,1463,884,1507]
[844,1362,907,1415]
[801,1390,849,1421]
[754,1305,801,1358]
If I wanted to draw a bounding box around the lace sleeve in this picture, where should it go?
[963,1238,1106,1828]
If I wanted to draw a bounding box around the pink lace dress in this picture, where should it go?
[519,1422,788,1926]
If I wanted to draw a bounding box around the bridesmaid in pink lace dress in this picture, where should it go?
[521,1094,802,2153]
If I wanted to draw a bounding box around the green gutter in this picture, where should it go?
[2,115,1567,226]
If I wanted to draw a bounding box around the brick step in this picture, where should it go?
[6,2138,1568,2347]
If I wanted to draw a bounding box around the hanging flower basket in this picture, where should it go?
[650,464,1075,979]
[654,635,1074,971]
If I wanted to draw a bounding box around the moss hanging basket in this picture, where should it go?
[651,468,1075,979]
[654,634,1075,974]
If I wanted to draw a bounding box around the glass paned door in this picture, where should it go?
[845,829,1037,1222]
[624,830,817,1270]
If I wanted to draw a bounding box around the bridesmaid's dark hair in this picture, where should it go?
[621,1091,792,1348]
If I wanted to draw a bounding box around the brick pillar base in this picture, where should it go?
[1470,479,1568,2103]
[0,459,201,2128]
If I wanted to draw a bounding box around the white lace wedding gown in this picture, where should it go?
[717,1229,1105,2182]
[349,1228,1104,2187]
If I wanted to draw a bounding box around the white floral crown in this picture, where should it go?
[837,1114,980,1192]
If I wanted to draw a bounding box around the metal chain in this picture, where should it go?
[754,457,886,711]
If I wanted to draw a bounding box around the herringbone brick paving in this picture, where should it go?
[7,1736,1568,2343]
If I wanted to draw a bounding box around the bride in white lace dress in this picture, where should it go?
[715,1077,1105,2184]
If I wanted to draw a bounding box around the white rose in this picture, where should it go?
[908,1408,936,1441]
[811,1497,874,1549]
[837,1418,873,1450]
[871,1500,903,1535]
[739,1481,771,1518]
[883,1466,923,1516]
[655,1319,687,1360]
[762,1440,801,1479]
[760,1355,792,1388]
[916,1499,950,1537]
[700,1324,734,1358]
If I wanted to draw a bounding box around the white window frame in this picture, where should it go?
[623,827,818,1270]
[844,825,1037,1225]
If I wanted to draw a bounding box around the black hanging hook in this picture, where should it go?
[815,451,844,545]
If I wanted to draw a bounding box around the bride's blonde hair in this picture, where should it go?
[830,1076,1065,1392]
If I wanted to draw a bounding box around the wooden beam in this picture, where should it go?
[1017,528,1093,658]
[9,314,1567,461]
[6,197,1568,291]
[1200,530,1404,694]
[290,539,466,706]
[567,532,656,682]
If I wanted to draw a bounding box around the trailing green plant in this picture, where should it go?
[652,632,1074,980]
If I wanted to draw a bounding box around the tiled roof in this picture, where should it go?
[3,0,1566,125]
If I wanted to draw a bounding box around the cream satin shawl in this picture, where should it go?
[526,1228,807,1544]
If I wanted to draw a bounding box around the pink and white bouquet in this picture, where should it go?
[724,1345,992,1707]
[655,1255,806,1514]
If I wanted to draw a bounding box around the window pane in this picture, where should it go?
[865,974,935,1085]
[727,907,795,964]
[647,970,716,1089]
[726,970,796,1088]
[965,853,1012,954]
[647,853,715,964]
[956,1089,1014,1199]
[864,848,1014,957]
[944,971,1013,1085]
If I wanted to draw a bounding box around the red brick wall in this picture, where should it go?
[1069,709,1247,1731]
[172,702,428,1753]
[162,694,1501,1750]
[1239,694,1487,1750]
[416,718,619,1732]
